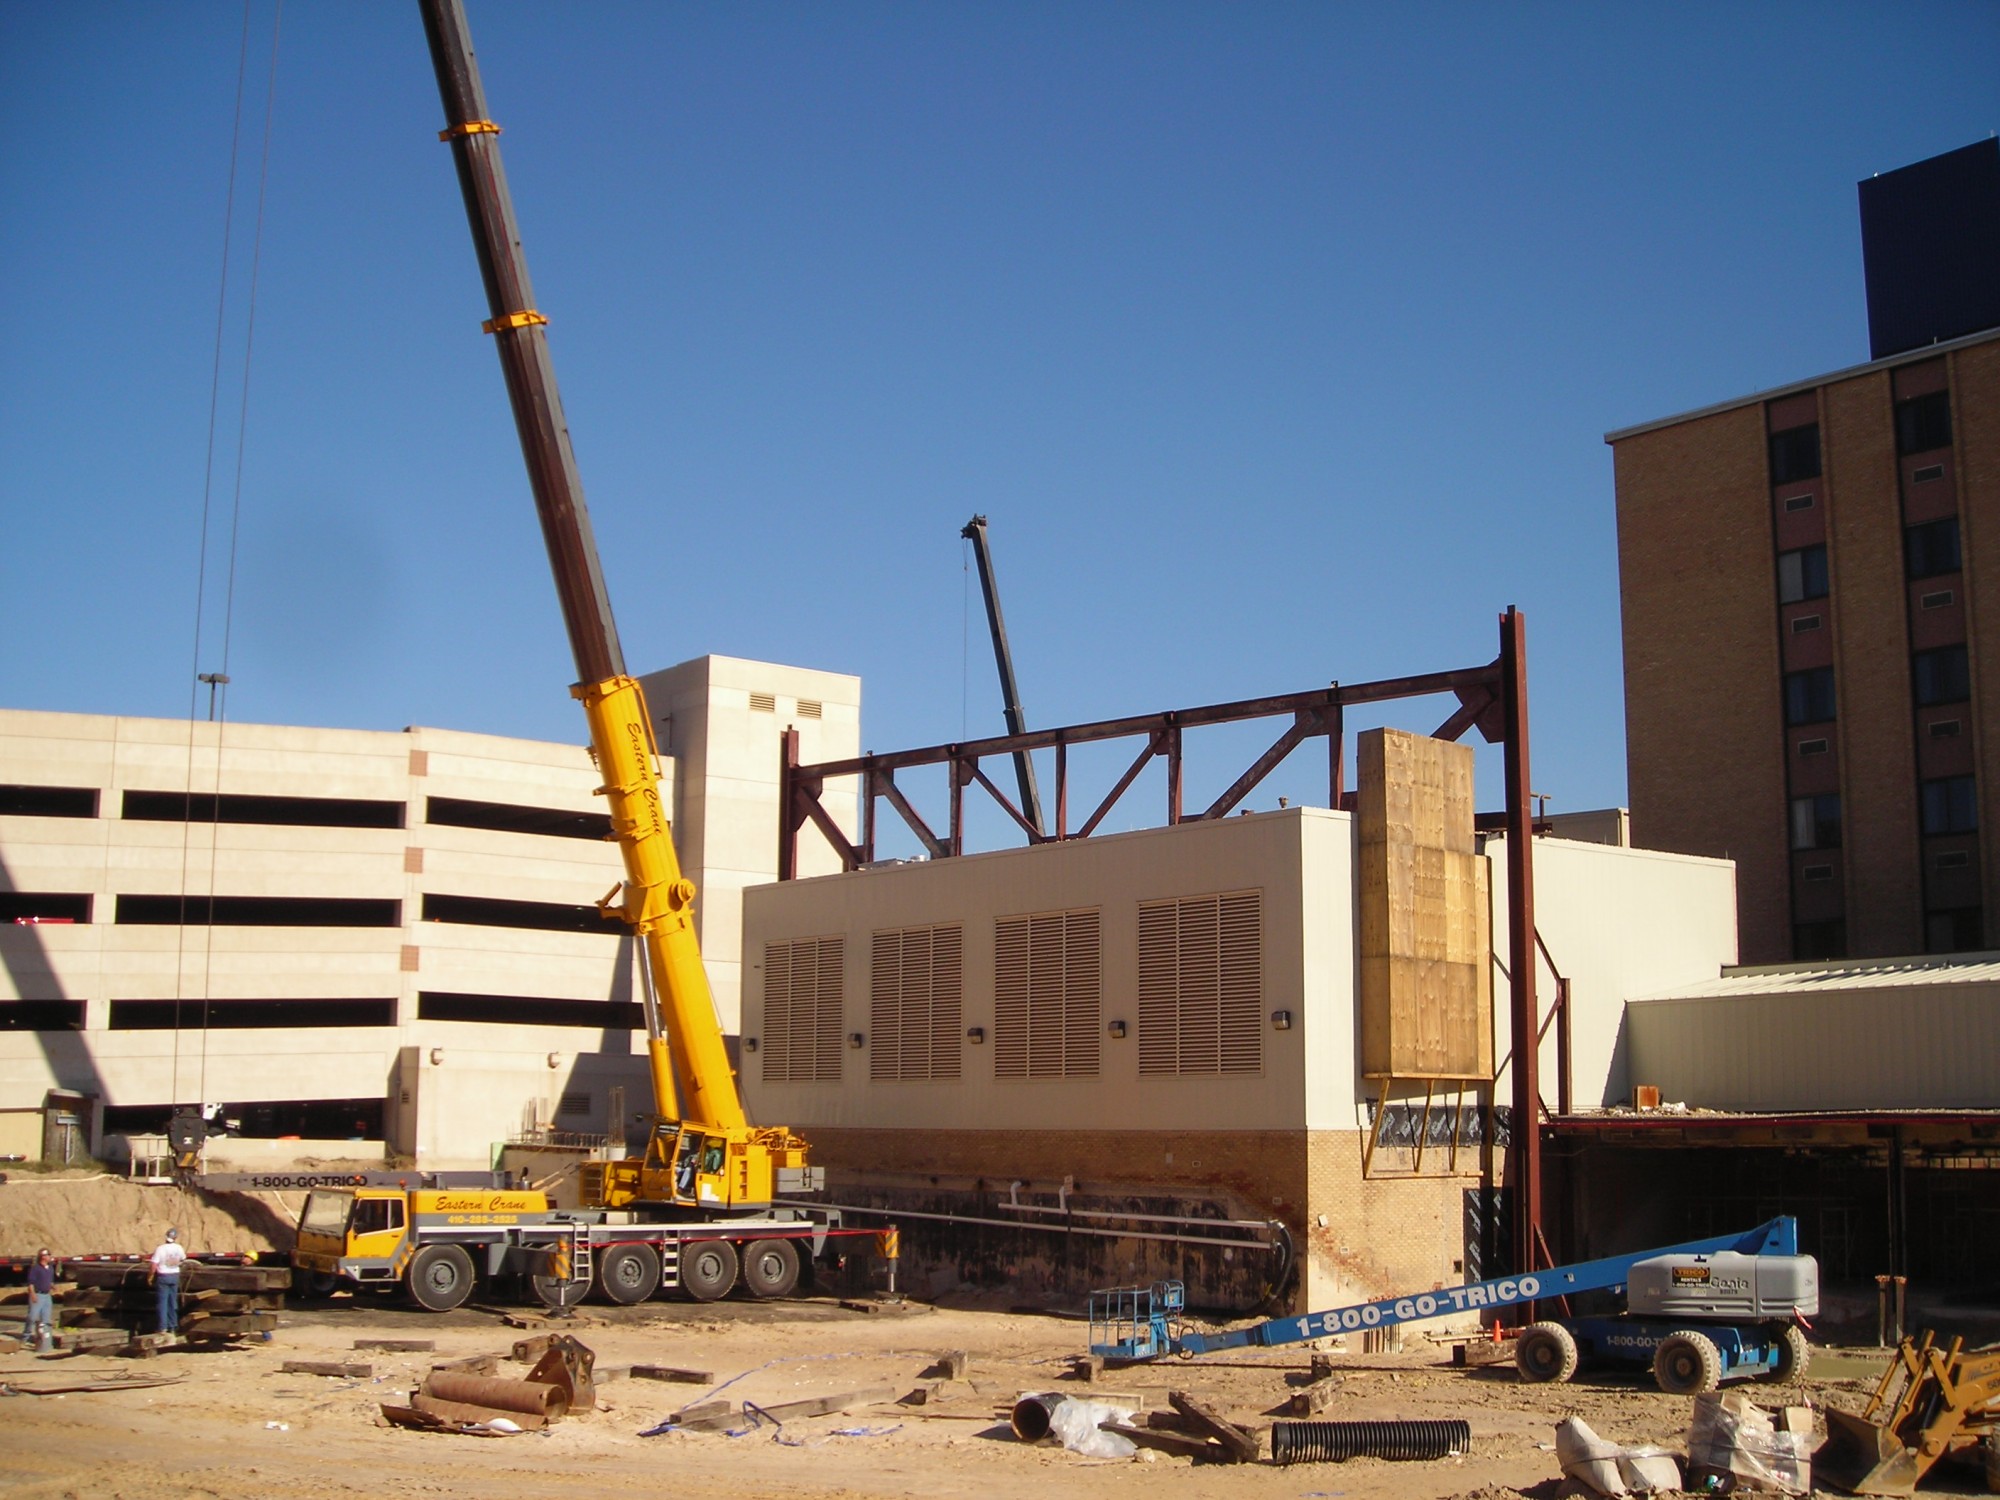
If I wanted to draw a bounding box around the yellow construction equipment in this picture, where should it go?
[1816,1330,2000,1495]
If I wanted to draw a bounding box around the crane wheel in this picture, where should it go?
[1654,1330,1723,1395]
[407,1244,476,1312]
[595,1244,662,1305]
[1515,1321,1580,1383]
[1770,1323,1811,1383]
[740,1238,801,1299]
[680,1239,738,1302]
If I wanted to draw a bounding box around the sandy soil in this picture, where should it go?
[3,1287,1971,1500]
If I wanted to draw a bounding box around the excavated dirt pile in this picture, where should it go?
[0,1172,298,1259]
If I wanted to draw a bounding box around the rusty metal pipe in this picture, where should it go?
[421,1372,568,1419]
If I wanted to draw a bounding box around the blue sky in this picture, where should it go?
[3,3,1996,846]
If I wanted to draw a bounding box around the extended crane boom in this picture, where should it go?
[418,0,809,1211]
[960,514,1044,837]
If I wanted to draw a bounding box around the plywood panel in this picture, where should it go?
[1357,728,1492,1080]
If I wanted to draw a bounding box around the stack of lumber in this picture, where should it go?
[60,1258,287,1342]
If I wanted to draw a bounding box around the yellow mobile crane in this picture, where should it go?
[417,0,812,1215]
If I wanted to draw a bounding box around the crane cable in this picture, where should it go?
[174,0,284,1123]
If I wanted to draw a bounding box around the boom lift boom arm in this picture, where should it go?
[418,0,806,1207]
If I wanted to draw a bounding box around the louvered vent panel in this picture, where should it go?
[930,924,963,1079]
[994,916,1030,1079]
[1218,890,1263,1073]
[1177,897,1222,1072]
[1025,913,1062,1076]
[1137,900,1178,1075]
[761,941,792,1083]
[797,699,824,719]
[749,692,776,712]
[812,936,845,1081]
[1064,909,1101,1075]
[901,928,932,1080]
[870,930,903,1081]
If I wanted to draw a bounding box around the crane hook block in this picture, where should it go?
[438,119,502,141]
[482,309,549,335]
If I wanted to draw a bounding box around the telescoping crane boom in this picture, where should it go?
[417,0,810,1212]
[960,515,1044,838]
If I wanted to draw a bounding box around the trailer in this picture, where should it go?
[292,1185,882,1310]
[1090,1217,1818,1395]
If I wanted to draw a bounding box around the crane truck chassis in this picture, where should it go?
[1091,1217,1818,1395]
[292,1185,886,1310]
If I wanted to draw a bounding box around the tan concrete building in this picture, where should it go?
[1610,327,2000,964]
[741,801,1738,1311]
[0,655,856,1168]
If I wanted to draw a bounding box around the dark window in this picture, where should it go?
[421,893,613,935]
[1792,919,1846,961]
[107,997,397,1029]
[1777,545,1829,603]
[425,797,612,842]
[1906,517,1961,578]
[1798,738,1830,756]
[1784,667,1837,725]
[121,790,404,829]
[1913,645,1970,707]
[1895,390,1953,455]
[0,785,99,819]
[1929,719,1962,738]
[1920,775,1978,836]
[1768,424,1821,485]
[416,991,644,1030]
[1781,494,1815,513]
[0,1001,87,1031]
[1789,793,1842,850]
[0,893,92,924]
[1791,615,1823,634]
[1913,463,1945,483]
[115,895,400,927]
[1925,907,1984,954]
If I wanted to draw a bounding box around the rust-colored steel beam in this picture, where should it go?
[962,758,1043,841]
[877,772,946,861]
[1202,710,1322,821]
[1498,606,1541,1276]
[1076,732,1165,839]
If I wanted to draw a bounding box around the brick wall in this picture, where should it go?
[1955,340,2000,943]
[1615,406,1791,962]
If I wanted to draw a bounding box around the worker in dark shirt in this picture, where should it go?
[22,1247,56,1348]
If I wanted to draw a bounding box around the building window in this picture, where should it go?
[1920,775,1978,836]
[1894,390,1952,455]
[1789,793,1842,851]
[1913,645,1970,707]
[1912,463,1945,483]
[869,925,962,1081]
[1776,545,1829,604]
[993,908,1100,1079]
[1926,907,1984,954]
[1768,424,1821,485]
[1783,667,1836,726]
[1906,517,1961,578]
[1792,919,1846,962]
[761,936,844,1083]
[0,784,99,819]
[1137,890,1262,1077]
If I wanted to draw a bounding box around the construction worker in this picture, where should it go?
[147,1227,187,1335]
[22,1248,56,1349]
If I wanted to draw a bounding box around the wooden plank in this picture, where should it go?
[1167,1391,1259,1463]
[432,1354,501,1377]
[752,1386,897,1422]
[923,1350,969,1380]
[1286,1375,1344,1416]
[281,1360,372,1378]
[629,1364,716,1385]
[355,1338,436,1352]
[666,1399,738,1433]
[1103,1422,1217,1460]
[510,1335,555,1362]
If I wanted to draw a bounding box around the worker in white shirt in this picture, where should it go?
[147,1227,187,1335]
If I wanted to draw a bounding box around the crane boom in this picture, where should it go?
[960,515,1044,837]
[418,0,807,1209]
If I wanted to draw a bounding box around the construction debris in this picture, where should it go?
[1688,1393,1812,1496]
[381,1334,596,1436]
[280,1360,372,1379]
[630,1363,716,1384]
[1556,1415,1681,1496]
[354,1339,434,1353]
[1167,1390,1260,1463]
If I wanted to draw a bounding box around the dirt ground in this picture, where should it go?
[5,1288,1989,1500]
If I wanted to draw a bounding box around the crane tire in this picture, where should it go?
[1654,1329,1723,1395]
[595,1244,662,1305]
[740,1238,801,1299]
[1515,1321,1580,1383]
[680,1239,738,1302]
[1770,1323,1811,1383]
[407,1244,476,1312]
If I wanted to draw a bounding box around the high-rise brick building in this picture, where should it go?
[1609,142,2000,963]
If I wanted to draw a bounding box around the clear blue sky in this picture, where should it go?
[3,3,1996,842]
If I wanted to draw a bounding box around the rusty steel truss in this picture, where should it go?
[779,607,1549,1276]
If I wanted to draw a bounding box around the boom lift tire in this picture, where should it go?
[1770,1323,1811,1383]
[1654,1329,1724,1395]
[680,1239,738,1302]
[408,1244,476,1312]
[740,1238,801,1299]
[1515,1321,1580,1383]
[595,1243,662,1305]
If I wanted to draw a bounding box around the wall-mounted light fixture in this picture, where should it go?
[429,1047,444,1066]
[848,1032,867,1049]
[744,1036,760,1053]
[965,1026,985,1045]
[1106,1020,1128,1039]
[1270,1009,1293,1031]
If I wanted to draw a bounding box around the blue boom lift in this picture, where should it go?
[1089,1217,1818,1395]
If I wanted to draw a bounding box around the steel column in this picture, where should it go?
[1499,606,1541,1274]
